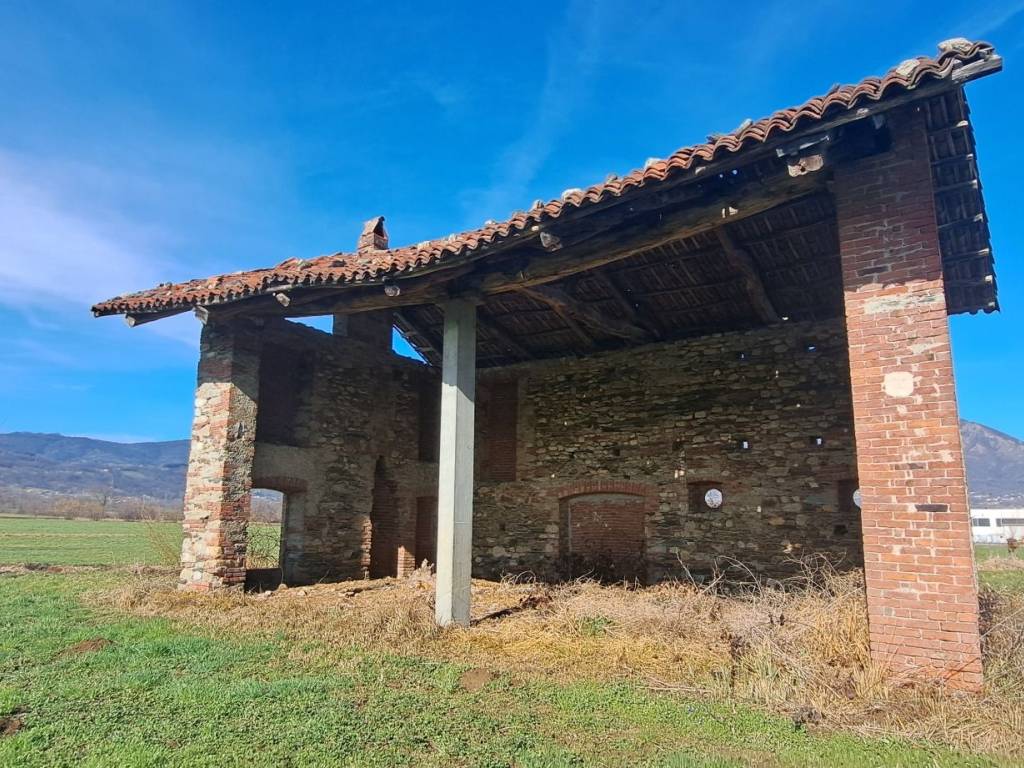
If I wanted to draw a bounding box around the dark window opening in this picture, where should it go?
[256,343,314,446]
[417,379,440,462]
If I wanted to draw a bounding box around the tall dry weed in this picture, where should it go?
[139,516,183,567]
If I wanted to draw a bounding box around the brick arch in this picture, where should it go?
[555,481,656,583]
[556,480,657,505]
[250,474,308,494]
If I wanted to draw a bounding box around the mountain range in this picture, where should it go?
[0,432,188,501]
[0,420,1022,506]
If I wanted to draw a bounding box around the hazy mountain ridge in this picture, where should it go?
[961,420,1024,507]
[0,421,1022,506]
[0,432,189,500]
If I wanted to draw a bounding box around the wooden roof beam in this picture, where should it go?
[393,309,442,363]
[715,227,780,324]
[123,308,188,327]
[520,285,648,343]
[476,171,825,297]
[590,271,663,340]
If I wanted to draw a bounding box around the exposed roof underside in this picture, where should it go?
[92,40,1001,367]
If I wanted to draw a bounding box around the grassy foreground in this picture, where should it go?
[0,517,1021,766]
[0,569,1006,768]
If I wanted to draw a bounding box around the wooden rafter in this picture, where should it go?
[478,313,533,361]
[520,285,648,342]
[123,308,186,327]
[393,309,442,362]
[590,271,662,340]
[539,301,596,350]
[475,173,824,297]
[715,227,780,324]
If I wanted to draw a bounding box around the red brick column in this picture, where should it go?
[835,106,982,689]
[179,322,261,591]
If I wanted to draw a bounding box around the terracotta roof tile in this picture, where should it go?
[93,39,999,317]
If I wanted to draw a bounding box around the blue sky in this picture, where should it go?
[0,1,1022,443]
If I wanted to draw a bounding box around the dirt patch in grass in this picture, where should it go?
[99,560,1024,760]
[60,638,112,656]
[1,564,176,577]
[0,713,24,738]
[459,668,496,692]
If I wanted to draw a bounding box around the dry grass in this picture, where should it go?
[980,555,1024,572]
[97,560,1024,759]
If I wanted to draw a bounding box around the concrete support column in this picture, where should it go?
[435,300,476,626]
[179,321,261,591]
[835,106,982,689]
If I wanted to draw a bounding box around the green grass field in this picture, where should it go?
[0,515,182,566]
[975,543,1024,592]
[0,516,282,569]
[0,517,1020,767]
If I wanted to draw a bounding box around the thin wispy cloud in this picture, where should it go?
[460,0,610,225]
[956,0,1024,40]
[0,151,196,345]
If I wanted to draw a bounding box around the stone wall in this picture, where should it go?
[183,314,860,589]
[250,319,437,584]
[473,318,861,582]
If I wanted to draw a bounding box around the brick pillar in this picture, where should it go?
[835,106,982,689]
[179,322,261,591]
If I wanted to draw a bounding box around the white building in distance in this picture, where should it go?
[971,509,1024,544]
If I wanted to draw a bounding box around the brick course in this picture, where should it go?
[835,105,982,689]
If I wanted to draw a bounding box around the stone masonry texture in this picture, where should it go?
[179,321,261,590]
[835,105,982,690]
[182,315,862,591]
[473,319,860,583]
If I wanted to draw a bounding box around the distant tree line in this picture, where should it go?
[0,486,282,523]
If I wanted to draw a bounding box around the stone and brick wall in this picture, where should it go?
[179,321,261,590]
[183,313,861,590]
[472,318,862,582]
[181,317,438,588]
[835,104,982,688]
[253,319,438,584]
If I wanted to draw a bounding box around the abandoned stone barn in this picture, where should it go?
[94,40,1002,688]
